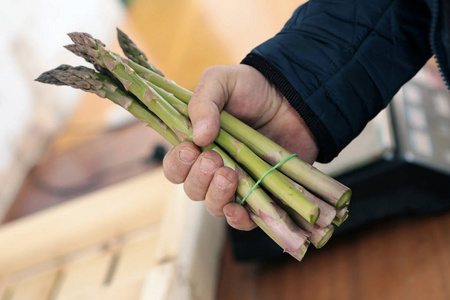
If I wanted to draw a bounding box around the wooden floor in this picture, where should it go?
[5,0,450,299]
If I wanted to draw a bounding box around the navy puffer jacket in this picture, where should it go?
[242,0,449,163]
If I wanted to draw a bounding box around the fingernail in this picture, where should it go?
[216,174,231,189]
[200,158,217,173]
[193,121,208,140]
[179,150,195,163]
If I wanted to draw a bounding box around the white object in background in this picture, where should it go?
[140,185,226,300]
[0,0,125,220]
[315,108,395,177]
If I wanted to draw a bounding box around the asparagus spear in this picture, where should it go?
[35,65,181,147]
[116,28,164,76]
[274,199,335,249]
[245,206,310,261]
[282,175,336,227]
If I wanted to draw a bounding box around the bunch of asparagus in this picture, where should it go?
[36,29,351,261]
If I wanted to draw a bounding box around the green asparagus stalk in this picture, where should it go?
[242,203,309,261]
[116,28,164,77]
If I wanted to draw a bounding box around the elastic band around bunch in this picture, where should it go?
[240,154,298,205]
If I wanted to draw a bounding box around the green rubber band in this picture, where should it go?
[240,154,298,205]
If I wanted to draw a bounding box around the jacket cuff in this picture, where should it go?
[241,53,338,163]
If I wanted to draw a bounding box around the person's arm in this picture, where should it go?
[242,0,432,162]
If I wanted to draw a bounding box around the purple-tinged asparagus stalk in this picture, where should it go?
[336,206,348,220]
[278,203,335,249]
[243,204,310,261]
[333,210,349,226]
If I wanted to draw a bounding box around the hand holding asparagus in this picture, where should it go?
[36,30,351,261]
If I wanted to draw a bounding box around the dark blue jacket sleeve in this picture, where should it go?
[241,0,432,163]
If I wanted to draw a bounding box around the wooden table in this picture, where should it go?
[217,211,450,300]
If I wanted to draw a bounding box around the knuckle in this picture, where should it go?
[201,65,222,78]
[162,143,199,184]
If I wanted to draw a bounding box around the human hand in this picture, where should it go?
[163,65,319,230]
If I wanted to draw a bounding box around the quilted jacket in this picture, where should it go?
[242,0,449,163]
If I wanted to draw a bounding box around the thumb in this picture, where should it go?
[189,66,235,147]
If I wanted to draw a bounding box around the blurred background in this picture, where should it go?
[0,0,449,299]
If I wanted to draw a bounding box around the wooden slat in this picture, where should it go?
[139,263,176,300]
[155,185,191,262]
[112,229,161,283]
[0,168,172,277]
[8,269,59,300]
[59,275,147,300]
[55,251,112,298]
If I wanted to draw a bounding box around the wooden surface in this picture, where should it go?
[0,168,226,300]
[217,211,450,300]
[0,169,171,277]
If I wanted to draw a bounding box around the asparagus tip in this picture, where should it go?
[35,65,73,85]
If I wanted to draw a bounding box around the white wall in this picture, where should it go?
[0,0,125,219]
